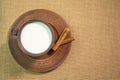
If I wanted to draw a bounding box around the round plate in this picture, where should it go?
[8,9,71,72]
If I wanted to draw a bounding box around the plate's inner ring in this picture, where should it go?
[9,9,71,72]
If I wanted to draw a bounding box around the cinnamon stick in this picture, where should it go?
[61,37,74,45]
[52,27,70,51]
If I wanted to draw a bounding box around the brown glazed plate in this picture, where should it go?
[8,9,72,72]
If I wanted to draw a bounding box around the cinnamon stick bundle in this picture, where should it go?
[52,27,73,51]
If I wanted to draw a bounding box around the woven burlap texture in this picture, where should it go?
[0,0,120,80]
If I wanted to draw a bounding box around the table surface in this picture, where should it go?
[0,0,120,80]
